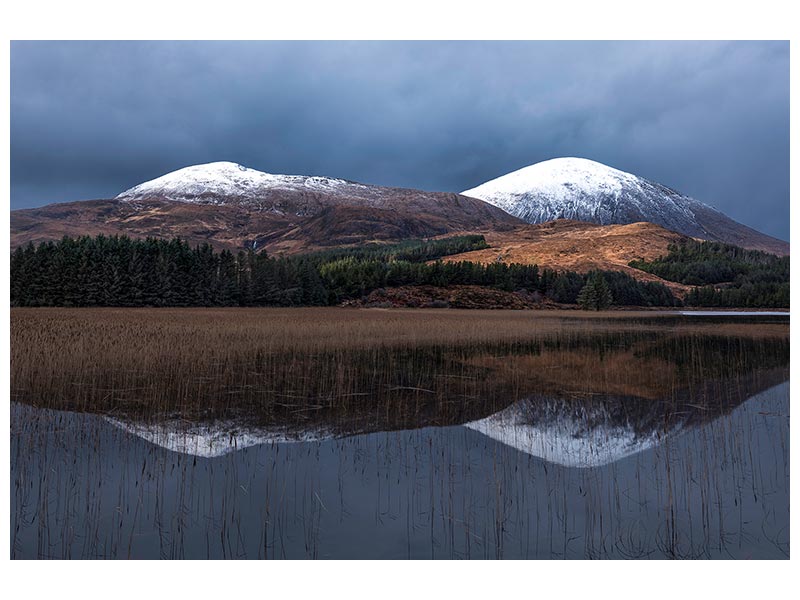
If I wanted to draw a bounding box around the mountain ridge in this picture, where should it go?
[116,161,390,206]
[462,157,788,255]
[12,162,522,252]
[11,159,788,258]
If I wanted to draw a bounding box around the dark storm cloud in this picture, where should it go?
[10,40,790,240]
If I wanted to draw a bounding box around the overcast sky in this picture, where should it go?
[10,41,790,240]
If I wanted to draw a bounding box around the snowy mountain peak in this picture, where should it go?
[115,161,356,203]
[461,156,681,223]
[464,157,640,203]
[459,156,794,254]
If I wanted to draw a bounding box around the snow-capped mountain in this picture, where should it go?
[12,161,521,252]
[462,157,788,255]
[116,161,371,205]
[12,158,787,255]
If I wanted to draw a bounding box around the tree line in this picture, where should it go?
[630,239,789,308]
[303,234,489,263]
[10,234,684,308]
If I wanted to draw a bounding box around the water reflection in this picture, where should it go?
[104,416,336,457]
[10,380,789,559]
[467,398,678,468]
[10,324,790,559]
[466,366,787,468]
[104,366,787,469]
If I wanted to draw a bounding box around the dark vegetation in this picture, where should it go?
[11,234,681,308]
[303,234,489,262]
[630,240,789,308]
[577,272,614,311]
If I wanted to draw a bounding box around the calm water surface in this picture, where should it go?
[10,316,790,559]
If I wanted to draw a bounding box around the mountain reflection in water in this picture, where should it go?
[11,324,790,559]
[105,366,785,469]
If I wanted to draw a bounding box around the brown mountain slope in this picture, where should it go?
[11,189,522,253]
[440,220,693,295]
[685,203,789,256]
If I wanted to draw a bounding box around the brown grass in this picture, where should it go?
[10,307,788,425]
[439,220,692,295]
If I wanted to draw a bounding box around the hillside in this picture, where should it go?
[11,162,522,252]
[10,233,680,309]
[630,239,789,308]
[462,157,789,255]
[439,220,692,296]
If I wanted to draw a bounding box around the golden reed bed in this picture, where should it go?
[10,307,788,422]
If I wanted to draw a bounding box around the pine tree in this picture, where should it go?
[577,272,613,310]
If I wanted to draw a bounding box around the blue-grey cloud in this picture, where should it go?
[10,40,790,240]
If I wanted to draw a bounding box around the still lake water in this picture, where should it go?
[10,313,790,559]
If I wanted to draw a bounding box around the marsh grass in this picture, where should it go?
[11,308,788,422]
[9,307,790,559]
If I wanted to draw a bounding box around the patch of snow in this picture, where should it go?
[464,157,642,205]
[115,161,358,204]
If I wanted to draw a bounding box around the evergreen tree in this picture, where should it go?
[577,272,613,311]
[630,239,789,308]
